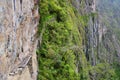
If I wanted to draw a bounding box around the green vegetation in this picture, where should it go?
[37,0,120,80]
[37,0,90,80]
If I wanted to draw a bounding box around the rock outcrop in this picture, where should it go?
[0,0,39,80]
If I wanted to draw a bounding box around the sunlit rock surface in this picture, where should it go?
[0,0,39,80]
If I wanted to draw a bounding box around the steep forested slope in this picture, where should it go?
[37,0,120,80]
[37,0,89,79]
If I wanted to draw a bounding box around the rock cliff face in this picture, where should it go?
[85,0,120,66]
[71,0,120,79]
[72,0,100,66]
[0,0,39,80]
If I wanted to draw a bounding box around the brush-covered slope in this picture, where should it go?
[37,0,120,80]
[37,0,89,79]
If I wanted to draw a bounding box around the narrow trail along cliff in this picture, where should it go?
[0,0,39,80]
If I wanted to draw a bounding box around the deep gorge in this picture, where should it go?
[0,0,120,80]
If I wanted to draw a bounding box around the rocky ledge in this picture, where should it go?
[0,0,39,80]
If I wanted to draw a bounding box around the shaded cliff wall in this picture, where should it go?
[96,0,120,64]
[84,0,120,79]
[85,0,120,66]
[71,0,120,79]
[0,0,39,80]
[71,0,99,65]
